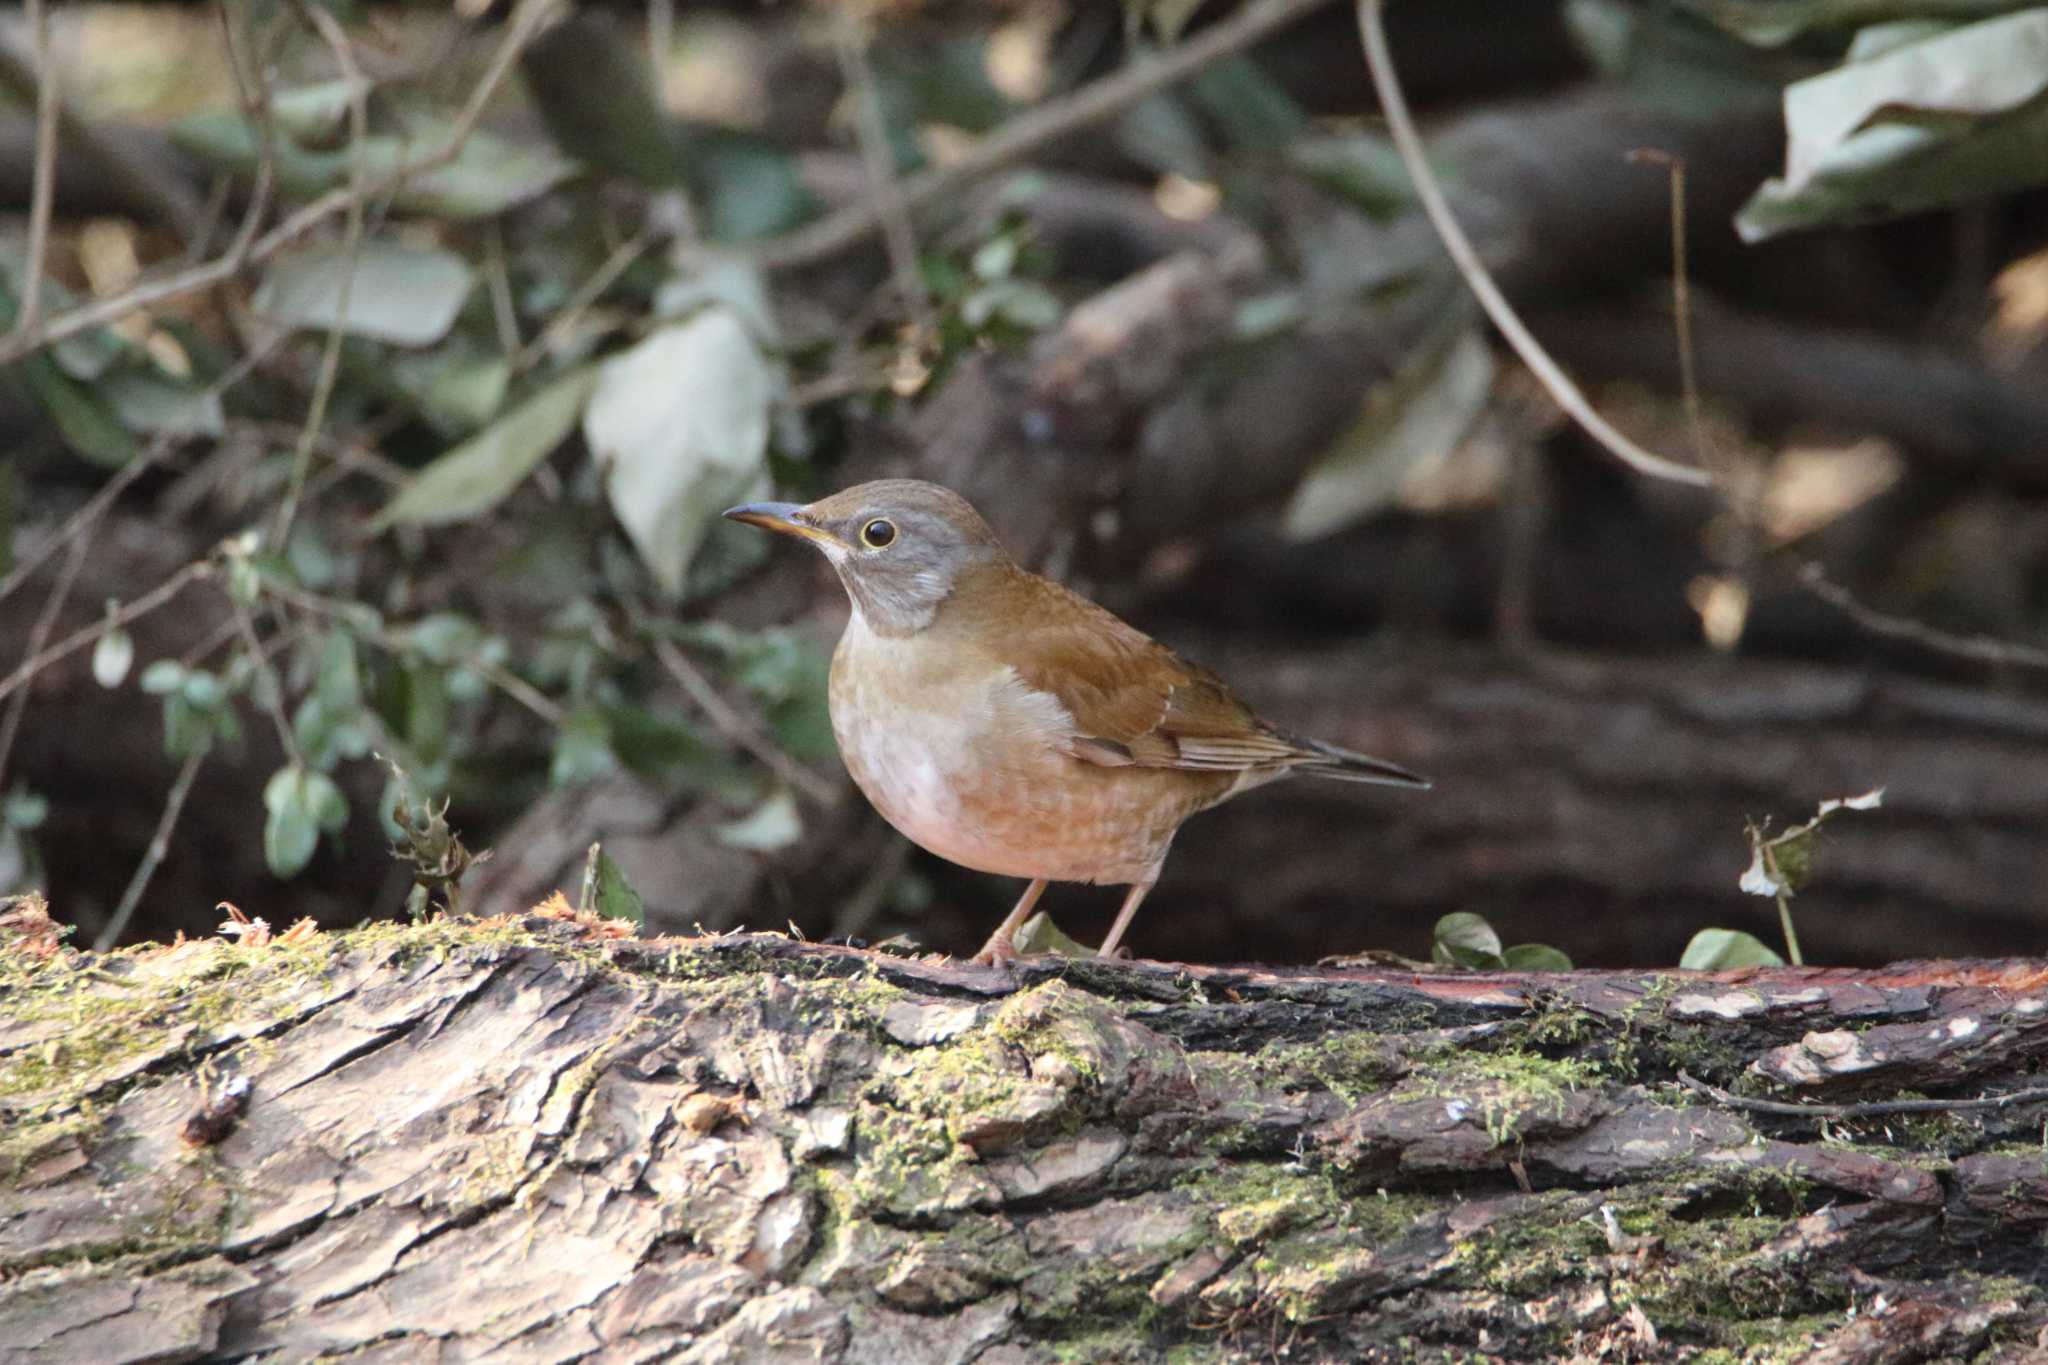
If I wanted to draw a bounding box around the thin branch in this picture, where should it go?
[1627,149,1710,471]
[262,577,570,727]
[225,588,304,770]
[0,560,216,709]
[1800,562,2048,672]
[271,0,373,547]
[1679,1071,2048,1121]
[94,748,208,952]
[831,7,932,334]
[750,0,1332,271]
[1355,0,1711,489]
[13,0,59,334]
[215,0,280,270]
[512,228,653,373]
[0,535,88,794]
[649,636,840,807]
[0,0,562,371]
[484,218,523,355]
[0,337,280,608]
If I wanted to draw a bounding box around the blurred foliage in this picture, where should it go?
[0,6,1055,919]
[0,0,2037,957]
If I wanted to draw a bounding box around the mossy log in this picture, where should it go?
[6,907,2048,1363]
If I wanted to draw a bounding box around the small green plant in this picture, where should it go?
[384,759,488,920]
[578,842,645,930]
[1682,788,1884,969]
[1430,912,1573,971]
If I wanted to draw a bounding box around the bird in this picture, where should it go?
[723,480,1429,964]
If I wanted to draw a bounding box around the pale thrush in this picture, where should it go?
[726,480,1428,963]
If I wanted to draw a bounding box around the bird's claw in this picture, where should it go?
[972,938,1020,969]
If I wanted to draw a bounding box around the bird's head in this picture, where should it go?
[723,479,1010,635]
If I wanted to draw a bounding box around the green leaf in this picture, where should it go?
[92,627,134,689]
[1740,788,1884,897]
[375,366,598,529]
[315,630,362,714]
[171,112,576,220]
[180,670,224,710]
[1013,911,1091,957]
[255,242,477,347]
[139,660,186,694]
[422,357,512,437]
[11,353,136,467]
[99,371,225,437]
[1189,55,1308,152]
[520,13,686,184]
[398,612,488,665]
[1115,92,1212,179]
[1502,943,1575,971]
[693,134,817,241]
[715,790,803,852]
[1737,10,2048,239]
[1680,928,1786,970]
[270,76,372,148]
[263,765,321,877]
[1566,0,1789,117]
[583,308,777,594]
[1285,319,1493,540]
[592,847,645,928]
[960,279,1063,332]
[601,703,748,791]
[2,786,48,830]
[399,662,452,761]
[304,770,349,833]
[1678,0,2018,47]
[1287,132,1420,215]
[550,707,617,788]
[1431,911,1506,970]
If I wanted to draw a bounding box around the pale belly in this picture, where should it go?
[829,625,1226,886]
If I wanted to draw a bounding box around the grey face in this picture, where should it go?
[722,481,1009,637]
[807,500,1004,636]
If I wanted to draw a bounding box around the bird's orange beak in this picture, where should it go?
[722,501,846,550]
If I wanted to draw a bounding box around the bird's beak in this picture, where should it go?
[722,501,846,549]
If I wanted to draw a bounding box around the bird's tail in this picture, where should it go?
[1290,735,1431,789]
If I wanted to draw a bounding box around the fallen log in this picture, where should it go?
[5,902,2048,1362]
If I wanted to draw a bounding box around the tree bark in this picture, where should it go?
[6,902,2048,1363]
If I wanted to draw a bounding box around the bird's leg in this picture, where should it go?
[1095,881,1154,960]
[972,878,1048,965]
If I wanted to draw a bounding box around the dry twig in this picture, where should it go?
[0,560,217,709]
[13,0,58,334]
[1799,563,2048,672]
[1679,1071,2048,1121]
[831,7,932,335]
[0,0,561,371]
[94,748,208,952]
[271,0,375,547]
[750,0,1332,271]
[1355,0,1711,489]
[0,536,88,793]
[649,635,840,807]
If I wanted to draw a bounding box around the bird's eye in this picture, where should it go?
[861,518,897,549]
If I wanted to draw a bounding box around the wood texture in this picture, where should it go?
[8,904,2048,1362]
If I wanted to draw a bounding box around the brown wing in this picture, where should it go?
[991,572,1307,774]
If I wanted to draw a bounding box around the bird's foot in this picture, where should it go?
[1096,943,1132,962]
[972,935,1021,968]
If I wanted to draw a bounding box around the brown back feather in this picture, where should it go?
[939,563,1309,773]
